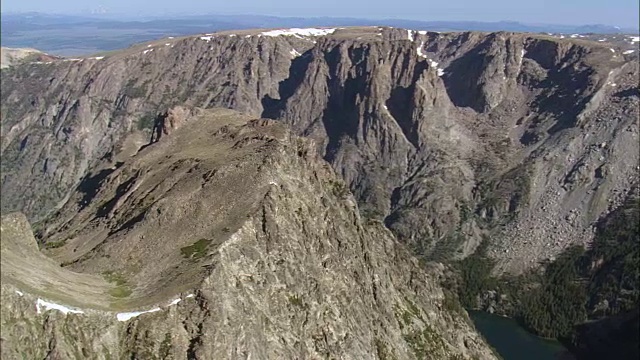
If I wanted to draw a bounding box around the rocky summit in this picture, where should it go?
[0,26,638,359]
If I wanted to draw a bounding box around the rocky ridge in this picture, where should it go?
[1,109,497,359]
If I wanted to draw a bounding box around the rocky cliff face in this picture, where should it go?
[1,109,496,359]
[1,27,638,274]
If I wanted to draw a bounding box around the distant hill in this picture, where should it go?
[0,47,59,68]
[1,12,637,56]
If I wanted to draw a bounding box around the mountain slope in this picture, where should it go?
[0,47,59,69]
[1,27,638,275]
[0,212,114,310]
[1,108,497,359]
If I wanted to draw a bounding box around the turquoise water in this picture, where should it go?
[468,311,574,360]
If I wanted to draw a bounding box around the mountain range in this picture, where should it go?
[0,25,638,359]
[2,12,638,56]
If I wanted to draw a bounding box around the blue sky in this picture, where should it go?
[2,0,639,28]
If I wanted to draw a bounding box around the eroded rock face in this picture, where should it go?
[1,110,497,359]
[1,27,638,273]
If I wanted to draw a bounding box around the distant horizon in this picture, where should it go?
[2,10,639,32]
[2,0,639,29]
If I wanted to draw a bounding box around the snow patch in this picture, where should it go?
[15,290,24,296]
[610,48,616,53]
[116,308,161,321]
[418,30,427,35]
[630,36,640,43]
[623,49,635,54]
[200,36,213,42]
[36,299,84,315]
[168,37,174,39]
[598,39,606,42]
[570,34,578,38]
[516,48,526,68]
[290,49,301,58]
[143,49,153,55]
[92,56,104,60]
[416,41,443,76]
[260,28,336,38]
[407,30,414,42]
[165,43,171,46]
[168,298,181,306]
[416,42,428,58]
[186,294,195,298]
[559,35,565,39]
